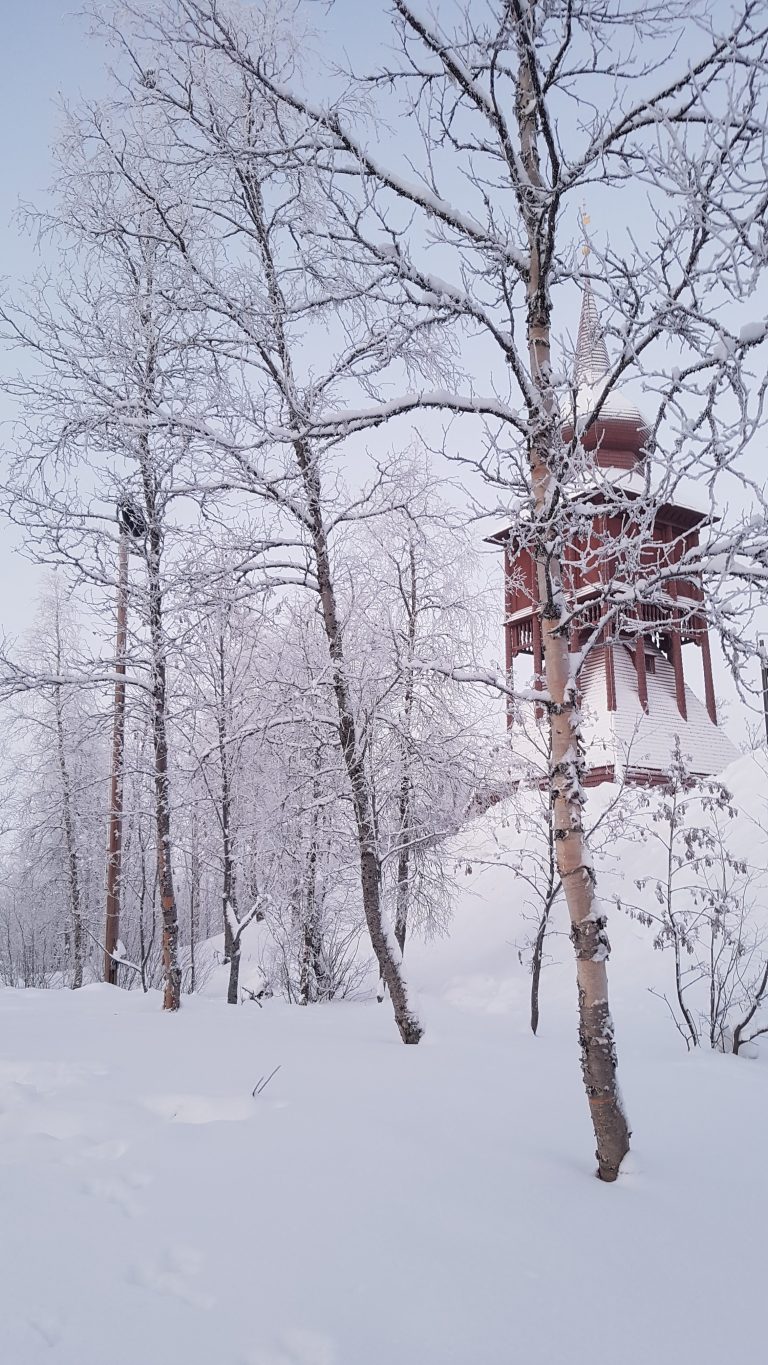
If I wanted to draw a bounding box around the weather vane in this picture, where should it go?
[579,203,591,259]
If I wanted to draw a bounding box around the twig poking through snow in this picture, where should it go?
[252,1066,281,1097]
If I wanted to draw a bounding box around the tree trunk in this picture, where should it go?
[394,540,417,957]
[145,515,181,1012]
[55,702,84,990]
[53,605,84,990]
[223,906,234,964]
[299,820,320,1005]
[529,906,548,1037]
[189,804,199,995]
[216,631,237,969]
[393,746,414,958]
[227,934,241,1005]
[299,756,331,1004]
[104,531,128,985]
[530,808,559,1035]
[516,19,629,1178]
[296,437,422,1044]
[231,159,420,1040]
[394,833,410,957]
[136,816,155,993]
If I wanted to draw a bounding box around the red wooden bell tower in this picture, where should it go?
[491,280,735,784]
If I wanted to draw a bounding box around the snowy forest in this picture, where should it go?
[2,3,768,1363]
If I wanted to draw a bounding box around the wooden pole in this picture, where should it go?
[700,629,717,725]
[532,610,544,720]
[669,622,687,720]
[598,517,617,711]
[635,635,648,713]
[104,531,129,984]
[504,546,515,729]
[603,634,617,712]
[760,638,768,745]
[664,526,687,720]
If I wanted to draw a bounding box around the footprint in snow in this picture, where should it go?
[244,1328,336,1365]
[28,1311,63,1348]
[128,1246,215,1310]
[81,1173,141,1217]
[79,1137,131,1163]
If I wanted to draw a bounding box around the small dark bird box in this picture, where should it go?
[118,499,148,541]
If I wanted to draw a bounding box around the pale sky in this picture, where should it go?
[0,4,88,633]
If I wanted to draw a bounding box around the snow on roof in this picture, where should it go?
[571,379,650,430]
[580,643,738,777]
[569,275,651,438]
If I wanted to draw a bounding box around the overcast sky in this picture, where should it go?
[0,1,764,741]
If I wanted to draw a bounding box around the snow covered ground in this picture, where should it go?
[2,761,767,1365]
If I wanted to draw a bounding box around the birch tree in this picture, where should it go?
[49,587,87,990]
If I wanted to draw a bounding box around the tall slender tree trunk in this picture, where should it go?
[145,515,181,1012]
[296,439,422,1043]
[393,734,414,957]
[53,612,84,990]
[227,930,241,1005]
[394,538,417,957]
[516,15,629,1179]
[529,902,549,1038]
[189,804,199,995]
[394,820,411,957]
[216,630,237,971]
[237,160,421,1043]
[299,758,326,1004]
[104,530,128,984]
[530,806,559,1036]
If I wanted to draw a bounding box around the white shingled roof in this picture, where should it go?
[570,276,651,433]
[571,379,649,429]
[580,643,738,777]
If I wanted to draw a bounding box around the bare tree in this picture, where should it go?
[50,589,86,989]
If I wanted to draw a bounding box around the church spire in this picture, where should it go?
[575,208,610,386]
[575,275,610,386]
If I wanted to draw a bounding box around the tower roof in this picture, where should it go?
[579,643,737,780]
[566,277,650,467]
[575,277,610,385]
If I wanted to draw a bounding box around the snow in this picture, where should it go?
[3,768,768,1365]
[570,378,650,428]
[739,321,766,345]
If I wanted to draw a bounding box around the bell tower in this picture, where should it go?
[490,279,736,784]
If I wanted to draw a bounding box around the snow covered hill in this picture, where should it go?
[1,755,767,1365]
